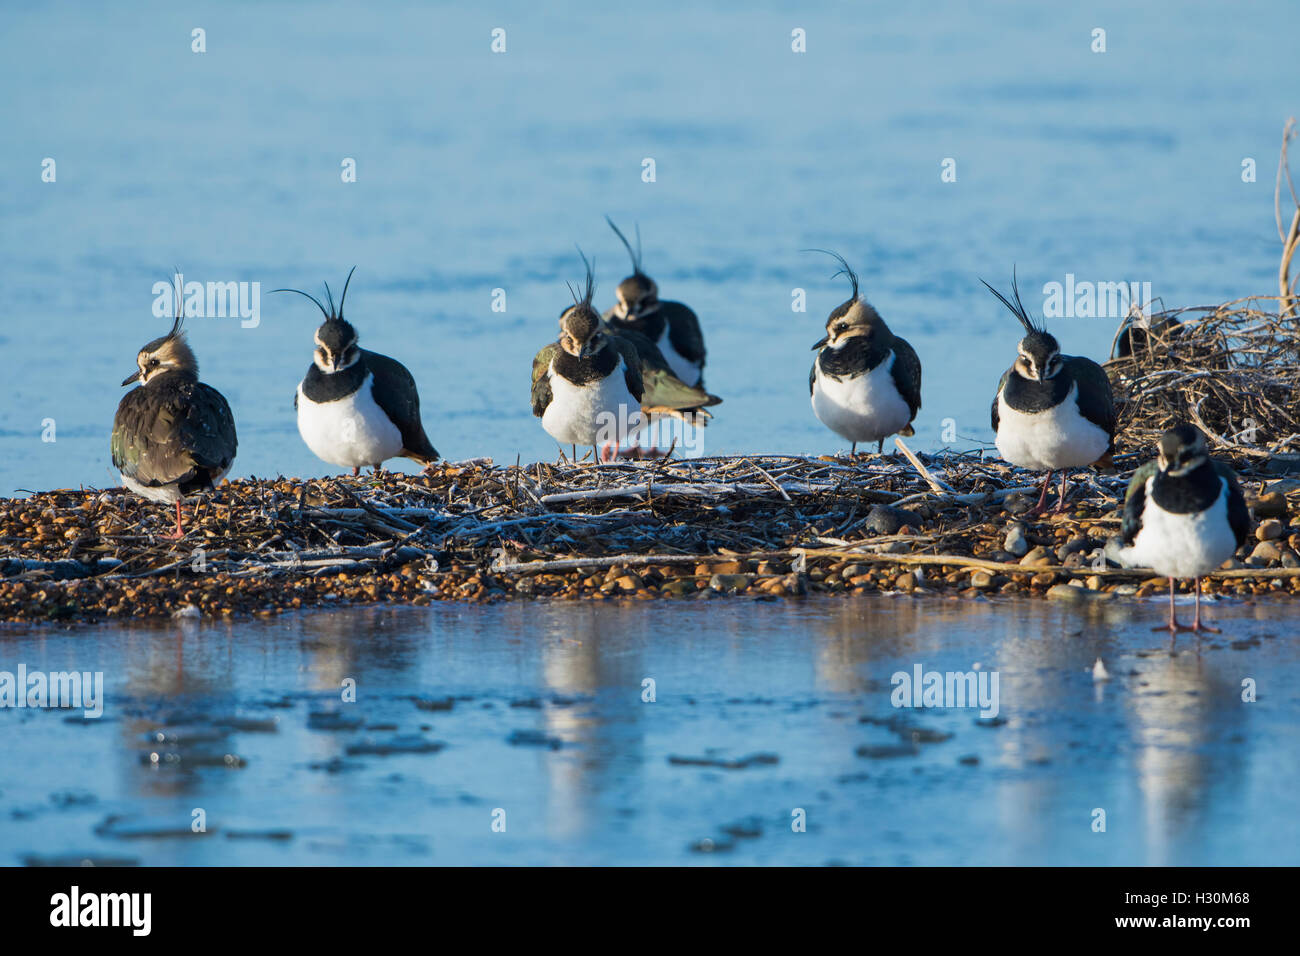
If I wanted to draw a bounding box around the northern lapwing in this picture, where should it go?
[111,305,238,540]
[603,217,709,388]
[985,271,1116,515]
[532,259,646,462]
[277,268,440,476]
[1117,424,1249,633]
[807,250,921,456]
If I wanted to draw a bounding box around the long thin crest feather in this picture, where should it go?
[980,266,1042,334]
[803,248,860,301]
[338,266,357,320]
[270,286,332,321]
[605,216,644,275]
[166,265,184,336]
[574,246,596,308]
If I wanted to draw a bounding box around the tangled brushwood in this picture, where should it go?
[1105,297,1300,461]
[1107,118,1300,463]
[1,452,1298,625]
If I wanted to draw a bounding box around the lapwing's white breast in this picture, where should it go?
[995,381,1109,471]
[1125,476,1238,579]
[811,351,912,444]
[296,371,404,468]
[653,327,703,387]
[542,357,643,447]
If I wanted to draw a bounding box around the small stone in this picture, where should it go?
[1249,541,1282,565]
[1257,519,1283,541]
[894,571,917,592]
[863,504,922,535]
[1019,547,1052,568]
[1251,492,1287,518]
[1282,550,1300,569]
[969,570,995,589]
[709,573,754,594]
[1004,525,1030,558]
[1047,583,1111,602]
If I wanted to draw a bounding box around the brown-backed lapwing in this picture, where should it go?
[111,303,238,540]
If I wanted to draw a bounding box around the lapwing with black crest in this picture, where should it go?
[603,217,709,389]
[111,294,238,540]
[807,250,922,456]
[1117,424,1249,633]
[532,256,645,462]
[278,268,440,476]
[985,270,1116,516]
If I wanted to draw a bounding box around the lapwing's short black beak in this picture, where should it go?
[811,335,829,350]
[122,370,141,386]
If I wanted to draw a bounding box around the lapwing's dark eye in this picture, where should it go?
[148,358,159,367]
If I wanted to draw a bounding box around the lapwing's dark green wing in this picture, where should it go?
[1213,460,1251,547]
[991,368,1012,433]
[111,380,237,490]
[362,350,439,460]
[608,334,646,404]
[660,301,707,368]
[611,328,721,412]
[1121,461,1158,545]
[531,342,560,418]
[889,335,922,420]
[1063,355,1117,452]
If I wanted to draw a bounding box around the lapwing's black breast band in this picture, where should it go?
[816,337,888,381]
[301,362,366,403]
[1150,463,1225,515]
[553,344,620,387]
[1001,369,1072,414]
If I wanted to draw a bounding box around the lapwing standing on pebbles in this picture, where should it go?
[986,272,1116,516]
[807,250,921,457]
[603,217,709,389]
[1117,424,1249,633]
[278,268,439,476]
[532,258,646,463]
[111,307,238,540]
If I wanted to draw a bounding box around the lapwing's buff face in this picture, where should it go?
[814,299,886,350]
[1014,331,1062,383]
[313,319,361,374]
[558,307,605,359]
[612,275,659,320]
[1157,424,1210,477]
[123,327,198,386]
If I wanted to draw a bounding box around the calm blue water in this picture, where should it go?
[1,0,1296,491]
[2,596,1297,866]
